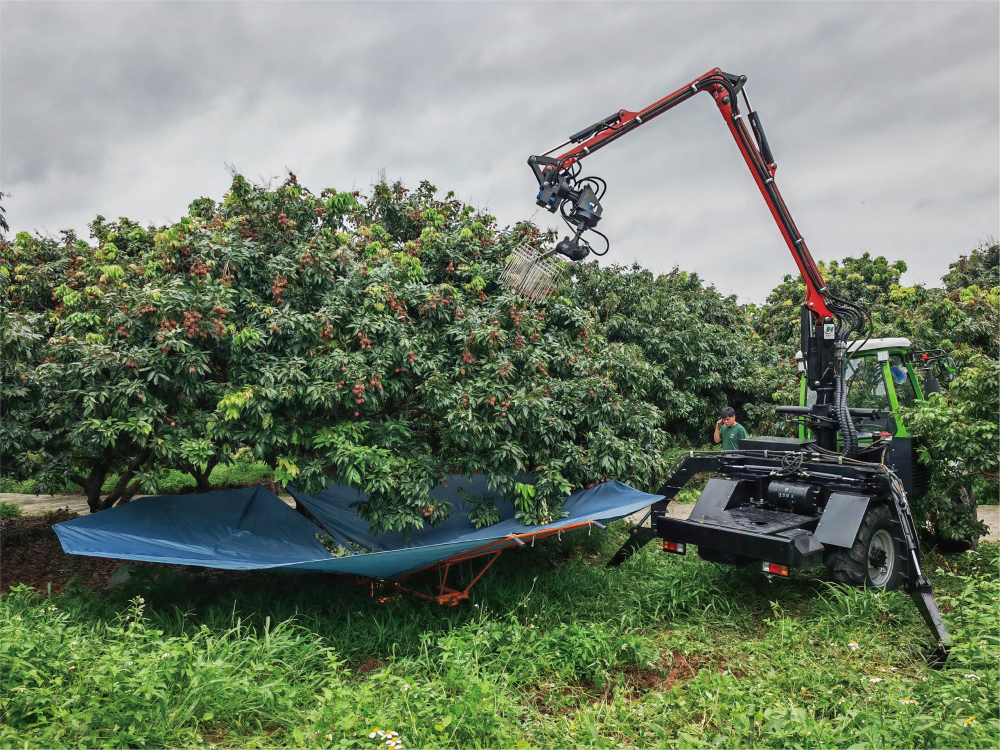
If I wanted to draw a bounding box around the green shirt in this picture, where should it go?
[719,423,748,451]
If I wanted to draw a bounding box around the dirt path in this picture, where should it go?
[1,492,296,515]
[4,491,996,542]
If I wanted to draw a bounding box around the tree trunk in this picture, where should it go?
[71,452,113,513]
[294,498,321,526]
[75,472,106,514]
[187,457,219,492]
[98,448,153,510]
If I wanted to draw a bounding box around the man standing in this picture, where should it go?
[714,406,748,450]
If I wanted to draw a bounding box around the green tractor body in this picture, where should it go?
[795,338,957,500]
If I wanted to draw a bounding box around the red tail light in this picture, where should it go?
[662,540,686,555]
[763,562,789,576]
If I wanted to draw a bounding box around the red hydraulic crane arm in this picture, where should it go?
[540,68,835,321]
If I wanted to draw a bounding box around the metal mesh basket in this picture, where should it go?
[498,246,561,302]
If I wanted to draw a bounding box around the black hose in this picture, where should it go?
[834,351,859,457]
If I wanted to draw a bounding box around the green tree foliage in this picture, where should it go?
[942,241,999,293]
[0,192,9,235]
[0,217,231,511]
[208,176,669,529]
[2,172,995,545]
[567,263,770,443]
[756,252,910,358]
[1,175,669,529]
[903,354,998,542]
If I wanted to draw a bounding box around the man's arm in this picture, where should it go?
[713,419,723,444]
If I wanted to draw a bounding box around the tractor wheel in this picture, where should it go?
[825,503,907,591]
[932,487,979,554]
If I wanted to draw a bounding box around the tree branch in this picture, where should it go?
[99,447,153,511]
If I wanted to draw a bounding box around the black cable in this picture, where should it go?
[588,228,610,256]
[581,176,608,200]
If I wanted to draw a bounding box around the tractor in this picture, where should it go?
[793,338,975,553]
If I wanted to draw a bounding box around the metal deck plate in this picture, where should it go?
[687,506,818,535]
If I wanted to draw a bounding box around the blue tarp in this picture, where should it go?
[54,477,660,580]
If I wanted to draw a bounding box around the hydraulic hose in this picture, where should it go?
[833,344,859,457]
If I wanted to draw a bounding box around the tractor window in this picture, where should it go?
[845,357,890,411]
[890,355,918,407]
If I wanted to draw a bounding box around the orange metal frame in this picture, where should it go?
[362,519,605,605]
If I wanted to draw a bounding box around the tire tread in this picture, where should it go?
[825,502,907,591]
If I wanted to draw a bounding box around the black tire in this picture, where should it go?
[825,503,907,591]
[932,487,979,554]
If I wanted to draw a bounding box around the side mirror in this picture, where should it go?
[923,377,941,395]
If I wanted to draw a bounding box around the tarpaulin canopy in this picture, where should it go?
[54,477,660,581]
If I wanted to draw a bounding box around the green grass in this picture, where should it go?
[2,526,997,748]
[149,462,276,495]
[0,502,23,520]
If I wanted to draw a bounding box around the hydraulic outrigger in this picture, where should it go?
[505,68,951,654]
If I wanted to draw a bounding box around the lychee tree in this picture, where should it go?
[565,262,772,443]
[193,175,670,530]
[1,217,234,511]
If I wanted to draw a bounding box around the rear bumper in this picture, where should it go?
[657,509,826,568]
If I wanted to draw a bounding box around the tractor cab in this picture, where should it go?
[796,338,955,442]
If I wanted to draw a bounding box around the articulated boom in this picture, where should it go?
[527,67,874,453]
[522,69,950,653]
[529,68,834,319]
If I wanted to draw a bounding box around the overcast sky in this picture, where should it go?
[2,1,997,301]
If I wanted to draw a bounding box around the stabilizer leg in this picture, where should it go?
[607,526,656,567]
[911,579,952,666]
[888,482,953,662]
[607,455,715,568]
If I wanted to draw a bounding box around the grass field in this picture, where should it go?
[1,517,997,749]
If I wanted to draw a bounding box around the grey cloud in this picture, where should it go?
[2,1,997,302]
